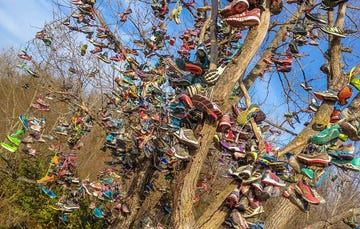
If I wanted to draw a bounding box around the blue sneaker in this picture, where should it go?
[42,186,57,199]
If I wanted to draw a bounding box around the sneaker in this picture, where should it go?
[339,121,359,141]
[276,64,292,72]
[314,90,338,102]
[42,186,57,199]
[225,188,240,209]
[287,187,309,212]
[236,104,260,124]
[192,94,222,122]
[305,13,327,24]
[300,82,312,91]
[243,205,264,218]
[21,136,34,143]
[350,77,360,91]
[187,83,206,97]
[178,94,194,109]
[173,128,200,148]
[331,158,360,171]
[337,85,352,105]
[7,135,21,146]
[97,52,111,64]
[36,98,50,107]
[295,180,320,204]
[301,168,314,179]
[220,0,249,17]
[271,56,292,65]
[1,142,17,152]
[173,144,190,159]
[320,26,347,38]
[217,114,231,133]
[310,125,341,145]
[261,170,285,187]
[224,8,261,28]
[229,165,253,179]
[284,152,301,173]
[297,153,331,167]
[37,175,55,183]
[330,109,341,123]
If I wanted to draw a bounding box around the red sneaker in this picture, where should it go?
[220,0,249,17]
[295,180,320,204]
[296,153,331,167]
[224,8,261,28]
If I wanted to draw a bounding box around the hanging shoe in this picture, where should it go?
[173,128,200,148]
[236,104,260,124]
[310,125,341,145]
[220,0,249,17]
[320,26,347,38]
[224,8,261,28]
[1,142,17,152]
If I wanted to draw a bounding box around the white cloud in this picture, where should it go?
[0,0,53,49]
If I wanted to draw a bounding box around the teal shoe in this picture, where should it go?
[301,168,314,179]
[93,208,104,218]
[42,186,57,199]
[332,158,360,171]
[310,125,340,145]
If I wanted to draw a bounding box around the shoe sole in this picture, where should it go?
[225,16,260,27]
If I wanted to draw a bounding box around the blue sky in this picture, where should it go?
[0,0,52,49]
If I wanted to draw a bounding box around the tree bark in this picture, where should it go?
[173,3,271,228]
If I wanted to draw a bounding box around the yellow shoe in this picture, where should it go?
[37,175,55,184]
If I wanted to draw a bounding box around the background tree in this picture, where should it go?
[0,0,360,228]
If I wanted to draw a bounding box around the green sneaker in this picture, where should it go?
[301,168,314,179]
[350,78,360,91]
[338,133,348,141]
[7,135,21,146]
[320,26,346,38]
[1,142,17,152]
[11,128,25,138]
[332,158,360,171]
[310,125,341,145]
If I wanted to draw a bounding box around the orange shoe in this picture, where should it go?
[37,175,55,184]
